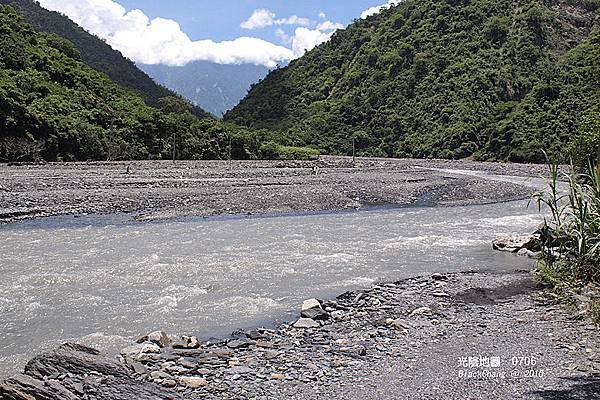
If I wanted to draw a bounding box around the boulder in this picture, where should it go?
[390,318,411,330]
[301,307,329,321]
[172,336,200,350]
[120,343,161,360]
[293,318,320,329]
[302,298,322,312]
[138,331,171,348]
[245,329,264,340]
[179,376,208,389]
[431,273,448,281]
[492,234,540,253]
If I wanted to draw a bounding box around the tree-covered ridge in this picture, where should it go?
[225,0,599,163]
[0,5,269,162]
[0,0,211,119]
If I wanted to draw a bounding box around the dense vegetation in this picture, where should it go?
[0,0,210,118]
[225,0,599,163]
[0,5,273,162]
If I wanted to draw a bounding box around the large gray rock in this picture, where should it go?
[492,234,540,253]
[301,307,329,320]
[301,298,322,312]
[293,318,320,328]
[120,343,161,360]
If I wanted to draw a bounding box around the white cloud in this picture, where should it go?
[37,0,345,67]
[38,0,293,67]
[275,28,292,45]
[361,0,403,19]
[292,27,332,58]
[240,9,276,30]
[241,9,310,30]
[317,21,344,31]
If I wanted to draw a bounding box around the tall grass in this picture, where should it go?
[534,161,600,284]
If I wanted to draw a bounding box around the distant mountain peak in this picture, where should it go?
[139,61,270,116]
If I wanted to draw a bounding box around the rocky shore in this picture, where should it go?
[2,270,598,400]
[0,157,547,224]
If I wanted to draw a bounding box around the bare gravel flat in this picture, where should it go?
[0,156,547,224]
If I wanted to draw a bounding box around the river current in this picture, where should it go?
[0,193,546,377]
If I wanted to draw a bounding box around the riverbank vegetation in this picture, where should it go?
[535,118,600,322]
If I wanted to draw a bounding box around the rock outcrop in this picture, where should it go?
[0,343,179,400]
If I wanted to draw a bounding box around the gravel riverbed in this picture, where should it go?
[0,157,546,224]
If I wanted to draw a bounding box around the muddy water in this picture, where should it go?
[0,196,545,377]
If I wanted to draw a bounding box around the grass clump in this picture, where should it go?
[534,161,600,284]
[534,153,600,323]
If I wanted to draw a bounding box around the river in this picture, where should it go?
[0,194,546,377]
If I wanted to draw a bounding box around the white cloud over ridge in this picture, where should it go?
[36,0,399,67]
[361,0,403,19]
[38,0,293,67]
[240,9,311,30]
[239,9,344,58]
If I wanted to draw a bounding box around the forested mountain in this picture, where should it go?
[225,0,600,163]
[0,0,211,118]
[139,61,270,117]
[0,5,270,162]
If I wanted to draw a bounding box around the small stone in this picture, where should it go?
[293,318,320,328]
[177,358,197,369]
[410,307,433,316]
[150,371,173,381]
[227,339,251,349]
[271,373,286,380]
[179,376,208,389]
[391,319,411,330]
[162,379,177,388]
[245,329,264,340]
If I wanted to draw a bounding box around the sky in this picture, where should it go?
[37,0,401,68]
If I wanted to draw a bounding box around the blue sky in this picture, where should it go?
[116,1,384,42]
[37,0,398,67]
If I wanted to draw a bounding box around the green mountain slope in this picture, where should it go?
[0,0,211,119]
[0,5,264,162]
[225,0,599,162]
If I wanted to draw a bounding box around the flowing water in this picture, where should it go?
[0,173,548,378]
